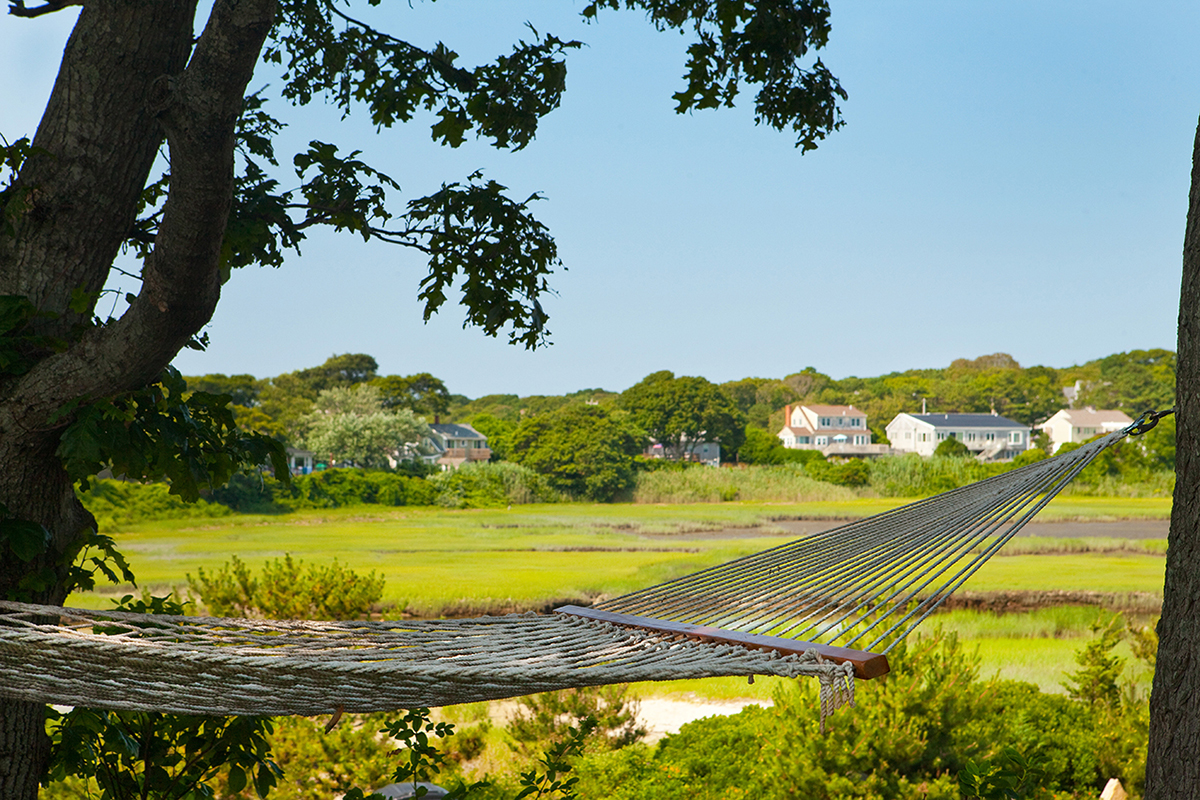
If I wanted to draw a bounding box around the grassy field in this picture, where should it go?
[71,498,1167,696]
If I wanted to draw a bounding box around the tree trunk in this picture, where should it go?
[1144,115,1200,799]
[0,1,275,795]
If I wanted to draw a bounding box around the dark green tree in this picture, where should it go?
[293,353,378,394]
[508,404,645,501]
[0,1,848,794]
[619,371,746,461]
[370,372,451,418]
[183,373,264,408]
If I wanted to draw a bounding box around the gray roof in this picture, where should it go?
[909,413,1027,429]
[430,423,486,439]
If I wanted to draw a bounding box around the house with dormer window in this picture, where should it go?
[421,423,492,470]
[777,404,888,457]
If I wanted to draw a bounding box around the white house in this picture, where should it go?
[644,439,721,467]
[1039,407,1132,453]
[422,423,491,470]
[777,404,888,457]
[886,412,1030,461]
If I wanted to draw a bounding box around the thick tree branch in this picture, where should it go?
[7,0,81,18]
[2,0,276,434]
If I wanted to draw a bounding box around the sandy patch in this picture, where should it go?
[635,697,770,744]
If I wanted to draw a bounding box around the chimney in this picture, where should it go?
[783,405,791,428]
[921,398,927,414]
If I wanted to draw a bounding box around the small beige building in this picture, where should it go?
[1039,407,1132,453]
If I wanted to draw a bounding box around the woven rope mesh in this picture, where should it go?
[596,428,1124,654]
[0,425,1129,714]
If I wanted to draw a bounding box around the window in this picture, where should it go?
[816,436,828,446]
[919,432,929,442]
[985,432,995,441]
[965,432,976,442]
[905,431,913,440]
[798,436,811,444]
[820,417,831,427]
[936,432,946,441]
[1009,431,1023,444]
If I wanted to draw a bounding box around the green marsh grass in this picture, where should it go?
[632,466,857,504]
[69,501,1168,703]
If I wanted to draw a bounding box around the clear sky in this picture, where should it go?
[3,2,1197,398]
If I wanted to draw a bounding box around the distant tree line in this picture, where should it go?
[181,348,1176,502]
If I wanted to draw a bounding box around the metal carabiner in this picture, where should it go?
[1127,407,1175,436]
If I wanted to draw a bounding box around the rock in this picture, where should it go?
[1100,778,1127,800]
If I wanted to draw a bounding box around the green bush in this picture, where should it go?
[430,461,560,507]
[78,479,233,529]
[805,458,871,487]
[509,685,644,752]
[276,468,437,509]
[187,554,386,619]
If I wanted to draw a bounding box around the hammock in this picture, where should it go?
[0,414,1165,726]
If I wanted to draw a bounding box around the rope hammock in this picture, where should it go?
[0,413,1167,728]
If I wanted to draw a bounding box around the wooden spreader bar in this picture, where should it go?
[555,605,890,680]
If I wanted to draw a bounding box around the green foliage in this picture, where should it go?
[1074,349,1176,413]
[230,713,398,800]
[183,373,264,408]
[804,457,871,487]
[509,686,644,752]
[56,367,287,502]
[720,377,802,430]
[508,404,645,501]
[583,0,846,152]
[1010,447,1048,468]
[301,384,430,468]
[466,413,517,460]
[43,597,281,800]
[378,709,476,799]
[1065,614,1127,710]
[867,453,995,497]
[372,372,452,416]
[619,371,745,459]
[632,463,856,503]
[276,468,438,510]
[958,747,1049,800]
[934,436,973,458]
[188,554,385,620]
[736,427,824,465]
[79,479,234,529]
[513,716,597,800]
[430,461,560,508]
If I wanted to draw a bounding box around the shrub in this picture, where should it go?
[78,479,233,529]
[430,461,560,507]
[276,468,437,509]
[187,554,386,620]
[509,685,644,752]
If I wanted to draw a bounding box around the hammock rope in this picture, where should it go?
[0,412,1166,728]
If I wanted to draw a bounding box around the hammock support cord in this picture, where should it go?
[0,412,1163,723]
[591,422,1140,655]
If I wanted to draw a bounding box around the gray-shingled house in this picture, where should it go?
[422,423,491,470]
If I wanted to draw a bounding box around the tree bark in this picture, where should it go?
[0,1,275,796]
[1144,114,1200,799]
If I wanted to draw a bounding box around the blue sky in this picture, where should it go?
[3,2,1197,398]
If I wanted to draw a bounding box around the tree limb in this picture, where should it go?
[7,0,81,19]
